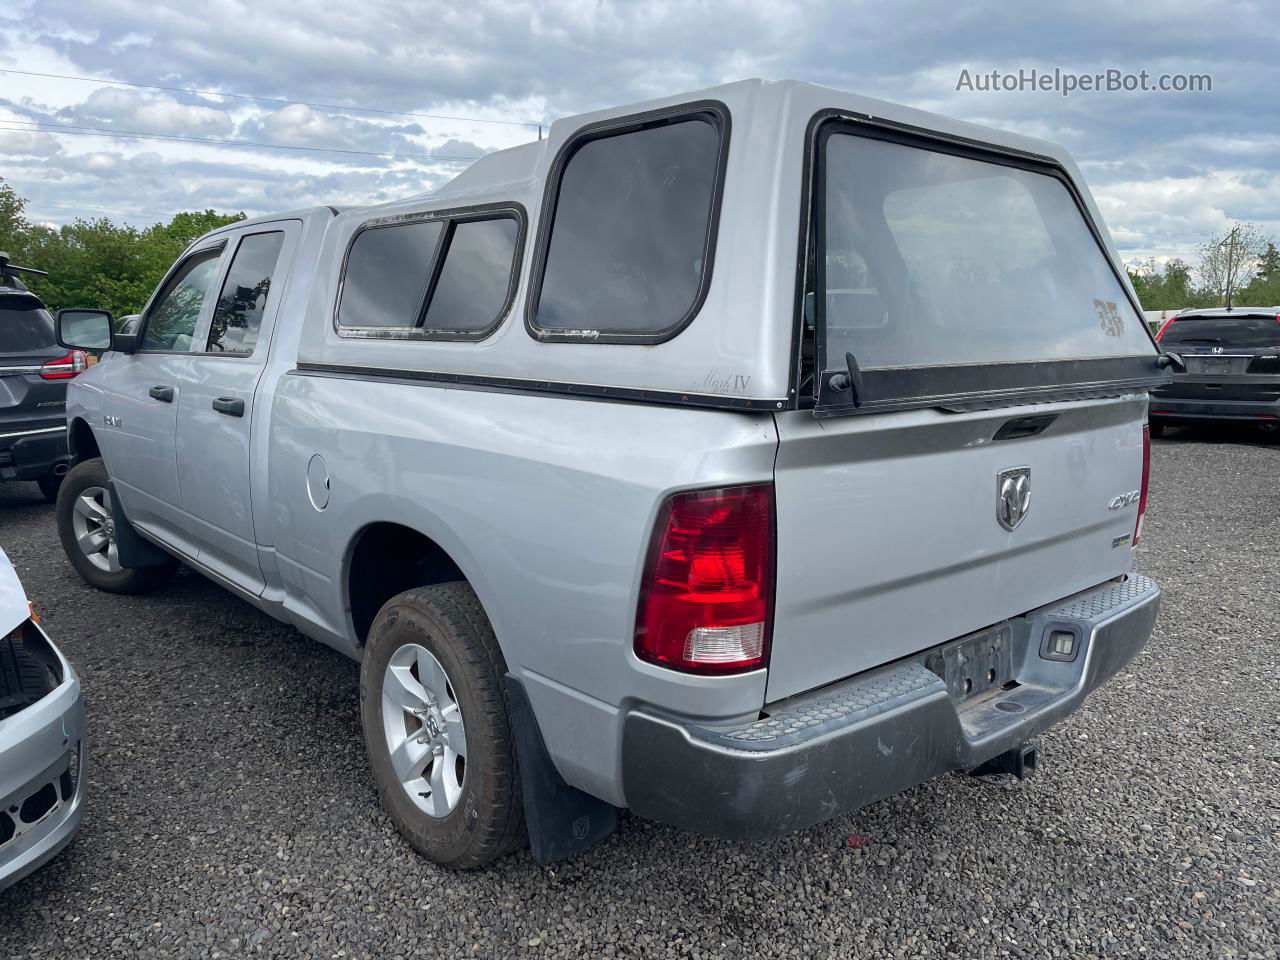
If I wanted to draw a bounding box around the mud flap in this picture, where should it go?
[107,481,174,568]
[505,675,618,864]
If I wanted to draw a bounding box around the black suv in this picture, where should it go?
[1,254,84,502]
[1150,306,1280,437]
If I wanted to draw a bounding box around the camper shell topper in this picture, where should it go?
[299,79,1161,415]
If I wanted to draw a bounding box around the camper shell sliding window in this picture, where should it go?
[335,203,525,341]
[802,117,1162,416]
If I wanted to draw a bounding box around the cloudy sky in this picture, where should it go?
[2,0,1277,264]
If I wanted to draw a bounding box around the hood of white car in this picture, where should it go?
[0,547,30,636]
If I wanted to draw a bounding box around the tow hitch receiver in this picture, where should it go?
[968,742,1039,783]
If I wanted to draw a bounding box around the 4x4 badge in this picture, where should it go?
[997,467,1031,531]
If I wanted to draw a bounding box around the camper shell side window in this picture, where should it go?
[334,203,526,342]
[526,101,731,345]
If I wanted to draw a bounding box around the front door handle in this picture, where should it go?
[148,385,174,403]
[212,396,245,417]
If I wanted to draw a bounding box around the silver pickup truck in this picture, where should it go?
[53,79,1164,868]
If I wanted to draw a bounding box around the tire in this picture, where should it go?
[360,582,525,868]
[1148,420,1165,439]
[36,474,62,504]
[0,633,53,721]
[55,457,179,594]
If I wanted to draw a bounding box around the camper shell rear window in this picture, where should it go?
[802,117,1161,416]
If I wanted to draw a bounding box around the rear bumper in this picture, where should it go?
[0,625,87,893]
[1149,397,1280,421]
[1149,378,1280,422]
[0,425,68,481]
[622,575,1160,840]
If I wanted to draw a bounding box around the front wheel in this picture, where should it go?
[55,458,178,594]
[360,582,525,868]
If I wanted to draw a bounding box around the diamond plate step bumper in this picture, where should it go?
[621,575,1160,840]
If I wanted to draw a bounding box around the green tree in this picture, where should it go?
[2,182,245,316]
[0,178,29,256]
[1196,222,1269,307]
[1127,257,1202,311]
[1241,241,1280,307]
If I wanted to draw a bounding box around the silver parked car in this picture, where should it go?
[53,79,1163,868]
[0,547,86,892]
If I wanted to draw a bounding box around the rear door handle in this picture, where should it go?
[148,385,174,403]
[212,397,245,417]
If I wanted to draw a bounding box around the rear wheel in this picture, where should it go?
[1148,420,1165,439]
[55,458,178,594]
[360,582,525,868]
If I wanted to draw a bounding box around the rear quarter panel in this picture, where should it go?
[267,373,778,803]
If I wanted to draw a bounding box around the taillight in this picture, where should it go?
[1153,315,1176,341]
[634,483,774,674]
[39,350,87,380]
[1134,424,1151,545]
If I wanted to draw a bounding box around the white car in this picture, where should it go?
[0,547,86,891]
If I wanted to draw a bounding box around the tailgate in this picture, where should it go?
[766,395,1145,702]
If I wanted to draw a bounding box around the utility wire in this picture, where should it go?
[22,197,188,223]
[0,68,544,130]
[0,119,484,163]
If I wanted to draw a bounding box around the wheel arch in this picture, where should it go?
[66,416,100,465]
[342,520,501,654]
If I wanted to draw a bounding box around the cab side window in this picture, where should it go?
[141,248,223,353]
[207,231,286,355]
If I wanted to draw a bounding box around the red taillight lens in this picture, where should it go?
[634,484,774,674]
[1154,315,1177,342]
[1134,424,1151,545]
[39,350,87,380]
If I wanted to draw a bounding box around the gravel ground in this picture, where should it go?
[0,424,1277,959]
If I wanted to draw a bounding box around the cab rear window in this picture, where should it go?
[0,299,57,353]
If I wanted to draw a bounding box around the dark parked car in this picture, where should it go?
[1150,306,1280,437]
[1,254,85,502]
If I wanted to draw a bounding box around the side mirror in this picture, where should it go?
[1157,350,1186,372]
[56,308,115,352]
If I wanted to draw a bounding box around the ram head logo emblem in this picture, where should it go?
[997,467,1031,531]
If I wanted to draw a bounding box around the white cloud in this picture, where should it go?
[1095,170,1280,259]
[64,87,234,136]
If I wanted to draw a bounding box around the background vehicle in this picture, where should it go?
[0,547,87,893]
[1150,306,1280,436]
[54,80,1162,869]
[1,254,85,502]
